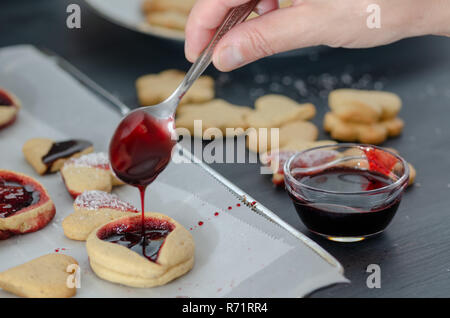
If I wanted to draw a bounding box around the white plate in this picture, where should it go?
[85,0,185,41]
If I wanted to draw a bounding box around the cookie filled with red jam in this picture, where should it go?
[86,213,195,287]
[0,170,55,240]
[98,215,175,262]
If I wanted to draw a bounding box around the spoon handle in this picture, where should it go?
[171,0,259,106]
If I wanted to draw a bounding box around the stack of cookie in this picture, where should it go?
[142,0,196,31]
[323,89,404,145]
[141,0,294,32]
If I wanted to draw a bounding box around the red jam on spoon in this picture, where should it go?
[109,110,175,189]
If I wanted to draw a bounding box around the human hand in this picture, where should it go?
[185,0,450,71]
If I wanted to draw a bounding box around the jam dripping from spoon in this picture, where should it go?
[109,110,176,259]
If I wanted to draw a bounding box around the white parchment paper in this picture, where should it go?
[0,45,347,297]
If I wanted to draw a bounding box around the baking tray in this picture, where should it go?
[0,45,347,297]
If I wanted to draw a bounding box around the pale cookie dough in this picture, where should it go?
[176,99,253,137]
[60,152,124,199]
[247,120,319,153]
[0,254,78,298]
[86,213,195,288]
[260,140,338,186]
[146,11,188,30]
[408,163,417,186]
[23,138,93,175]
[62,191,139,241]
[136,69,214,106]
[323,112,404,145]
[382,148,417,186]
[329,89,402,124]
[142,0,196,15]
[246,95,316,129]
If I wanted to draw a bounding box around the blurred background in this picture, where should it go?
[2,0,450,297]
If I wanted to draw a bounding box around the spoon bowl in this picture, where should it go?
[109,0,260,189]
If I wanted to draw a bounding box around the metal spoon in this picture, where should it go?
[119,0,259,122]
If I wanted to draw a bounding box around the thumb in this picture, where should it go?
[212,5,322,71]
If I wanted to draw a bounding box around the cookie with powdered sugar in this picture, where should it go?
[60,152,124,199]
[62,191,138,241]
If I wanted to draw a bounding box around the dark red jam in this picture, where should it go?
[109,110,176,241]
[109,110,175,188]
[42,139,92,174]
[0,179,40,218]
[99,218,175,262]
[289,167,401,237]
[0,89,13,106]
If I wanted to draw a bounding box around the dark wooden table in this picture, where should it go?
[2,0,450,297]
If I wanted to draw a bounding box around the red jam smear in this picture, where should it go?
[0,178,40,218]
[361,147,398,176]
[42,139,92,174]
[98,217,175,262]
[0,89,13,106]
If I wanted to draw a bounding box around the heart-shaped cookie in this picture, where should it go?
[23,138,93,175]
[0,254,78,298]
[86,213,195,288]
[60,152,124,199]
[62,190,138,241]
[246,94,316,129]
[0,170,55,240]
[136,69,214,106]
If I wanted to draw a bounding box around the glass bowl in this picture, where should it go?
[284,144,410,242]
